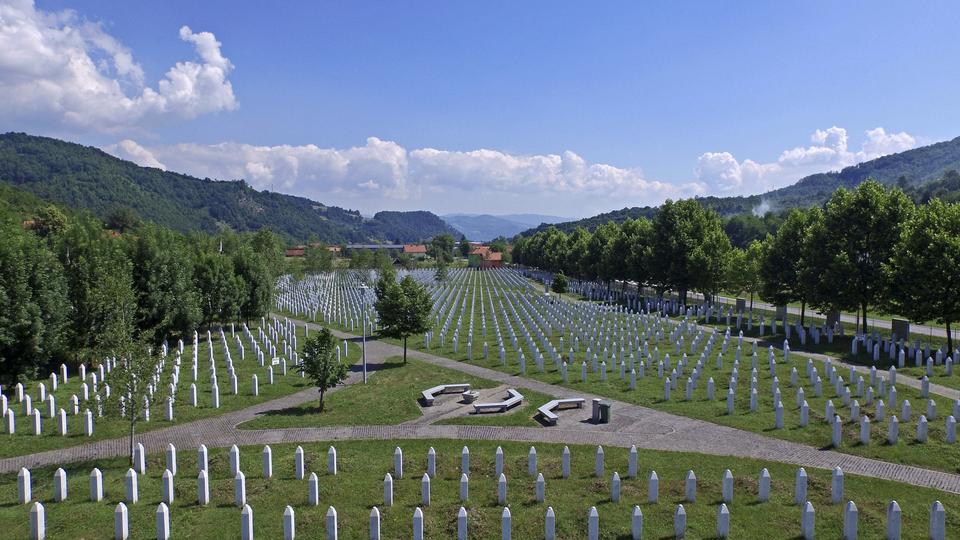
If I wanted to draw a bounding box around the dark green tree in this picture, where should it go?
[551,272,569,294]
[129,225,201,342]
[649,199,731,304]
[759,208,819,324]
[376,275,432,363]
[58,215,137,363]
[298,327,349,412]
[233,246,274,323]
[106,205,140,233]
[249,229,286,279]
[459,236,471,257]
[0,223,69,384]
[808,180,914,333]
[428,234,456,264]
[195,251,245,325]
[886,199,960,352]
[304,244,335,273]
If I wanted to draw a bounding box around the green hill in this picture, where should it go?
[0,132,458,243]
[521,135,960,236]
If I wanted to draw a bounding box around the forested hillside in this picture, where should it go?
[522,135,960,237]
[0,133,458,243]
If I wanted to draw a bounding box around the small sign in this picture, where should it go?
[271,358,281,366]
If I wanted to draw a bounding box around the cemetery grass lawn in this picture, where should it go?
[2,439,958,539]
[434,387,555,427]
[239,356,500,429]
[690,318,960,393]
[419,336,960,475]
[0,324,340,460]
[387,271,960,474]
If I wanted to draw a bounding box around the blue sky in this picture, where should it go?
[4,0,959,217]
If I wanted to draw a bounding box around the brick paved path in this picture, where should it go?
[3,319,960,495]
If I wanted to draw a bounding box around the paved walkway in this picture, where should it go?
[3,320,960,495]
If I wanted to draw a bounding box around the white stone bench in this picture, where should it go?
[536,398,586,426]
[473,389,524,414]
[421,384,471,406]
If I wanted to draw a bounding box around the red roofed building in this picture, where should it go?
[468,246,503,269]
[403,244,428,259]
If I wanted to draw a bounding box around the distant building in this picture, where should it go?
[468,246,503,269]
[346,244,404,250]
[403,244,428,259]
[284,244,341,258]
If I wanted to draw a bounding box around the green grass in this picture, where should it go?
[374,272,960,474]
[1,323,353,459]
[1,439,956,539]
[240,356,501,429]
[277,272,960,473]
[687,313,960,393]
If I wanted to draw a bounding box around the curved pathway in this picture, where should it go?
[3,320,960,496]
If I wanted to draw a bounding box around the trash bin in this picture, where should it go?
[598,401,612,424]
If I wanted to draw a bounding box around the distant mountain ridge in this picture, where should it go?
[0,132,459,243]
[442,213,570,241]
[520,135,960,236]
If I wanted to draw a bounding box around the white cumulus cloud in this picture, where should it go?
[0,0,237,132]
[695,126,917,195]
[104,138,698,213]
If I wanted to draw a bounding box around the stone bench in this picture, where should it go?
[536,398,586,426]
[473,389,524,414]
[421,384,471,406]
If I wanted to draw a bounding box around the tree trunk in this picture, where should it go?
[861,303,869,335]
[318,390,326,412]
[749,292,754,312]
[679,288,688,307]
[800,300,806,327]
[403,336,408,364]
[947,320,953,359]
[129,421,136,465]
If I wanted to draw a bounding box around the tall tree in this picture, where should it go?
[563,227,591,278]
[649,199,731,304]
[551,272,569,294]
[886,199,960,352]
[194,251,245,325]
[376,275,432,363]
[102,341,165,464]
[0,223,69,384]
[759,208,819,324]
[428,234,456,265]
[233,246,274,323]
[298,327,349,412]
[249,229,286,279]
[620,218,653,288]
[129,225,201,342]
[304,243,335,273]
[58,215,137,363]
[809,180,914,333]
[459,236,471,257]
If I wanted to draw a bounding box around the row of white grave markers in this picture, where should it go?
[21,491,948,540]
[1,319,304,440]
[15,443,949,540]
